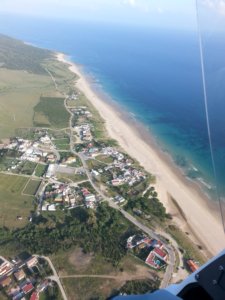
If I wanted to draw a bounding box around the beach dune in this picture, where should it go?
[57,53,225,257]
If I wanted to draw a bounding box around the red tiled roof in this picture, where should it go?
[30,292,39,300]
[22,283,34,294]
[145,253,158,268]
[153,247,167,259]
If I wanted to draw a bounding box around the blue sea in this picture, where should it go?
[1,14,225,200]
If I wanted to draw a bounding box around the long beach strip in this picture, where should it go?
[57,53,225,257]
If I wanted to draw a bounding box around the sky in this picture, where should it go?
[0,0,224,30]
[0,0,196,29]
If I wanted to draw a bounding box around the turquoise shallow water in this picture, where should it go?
[0,15,225,199]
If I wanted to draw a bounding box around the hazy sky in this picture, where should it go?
[0,0,224,30]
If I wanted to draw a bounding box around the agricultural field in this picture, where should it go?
[53,137,70,150]
[35,163,48,177]
[33,96,70,128]
[0,35,77,139]
[0,174,35,228]
[23,179,42,196]
[0,68,55,139]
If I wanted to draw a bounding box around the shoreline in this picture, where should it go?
[56,52,225,257]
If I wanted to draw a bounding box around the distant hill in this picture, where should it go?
[0,34,52,74]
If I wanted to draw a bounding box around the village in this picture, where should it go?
[0,123,150,213]
[0,253,56,300]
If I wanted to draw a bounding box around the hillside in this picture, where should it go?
[0,34,52,74]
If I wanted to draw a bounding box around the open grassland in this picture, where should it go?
[0,34,51,74]
[62,277,119,300]
[166,224,206,265]
[23,179,41,196]
[50,247,150,276]
[0,174,34,228]
[60,252,156,300]
[33,96,70,128]
[44,58,77,94]
[0,49,76,139]
[0,68,57,139]
[56,173,88,183]
[53,137,70,150]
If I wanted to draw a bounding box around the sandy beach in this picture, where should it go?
[57,52,225,257]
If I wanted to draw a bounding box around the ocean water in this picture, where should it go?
[0,15,225,199]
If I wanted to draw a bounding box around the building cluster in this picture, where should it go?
[81,187,97,209]
[67,92,78,101]
[41,183,98,211]
[71,106,92,118]
[82,146,147,189]
[127,234,168,269]
[41,183,77,211]
[74,124,92,141]
[109,166,146,187]
[4,137,56,167]
[0,255,49,300]
[113,195,126,205]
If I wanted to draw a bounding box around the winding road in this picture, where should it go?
[64,96,177,289]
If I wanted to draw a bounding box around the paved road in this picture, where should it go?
[78,153,175,288]
[65,96,176,288]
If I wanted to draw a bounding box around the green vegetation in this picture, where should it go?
[86,159,106,170]
[33,96,70,128]
[167,224,206,265]
[23,179,41,196]
[95,154,114,164]
[51,248,149,277]
[39,284,63,300]
[0,68,55,138]
[2,203,136,267]
[118,278,160,295]
[0,34,51,74]
[0,148,20,171]
[35,163,48,177]
[53,137,70,151]
[59,152,82,167]
[61,272,159,300]
[43,58,77,95]
[62,277,118,300]
[125,187,168,222]
[18,160,37,175]
[56,173,88,183]
[0,174,35,228]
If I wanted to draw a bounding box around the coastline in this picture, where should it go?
[57,52,225,257]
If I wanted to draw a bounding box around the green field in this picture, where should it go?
[53,138,71,151]
[0,34,51,74]
[23,179,41,196]
[0,68,55,139]
[56,173,87,183]
[35,163,48,177]
[0,35,77,139]
[62,277,118,300]
[33,96,70,128]
[0,174,35,228]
